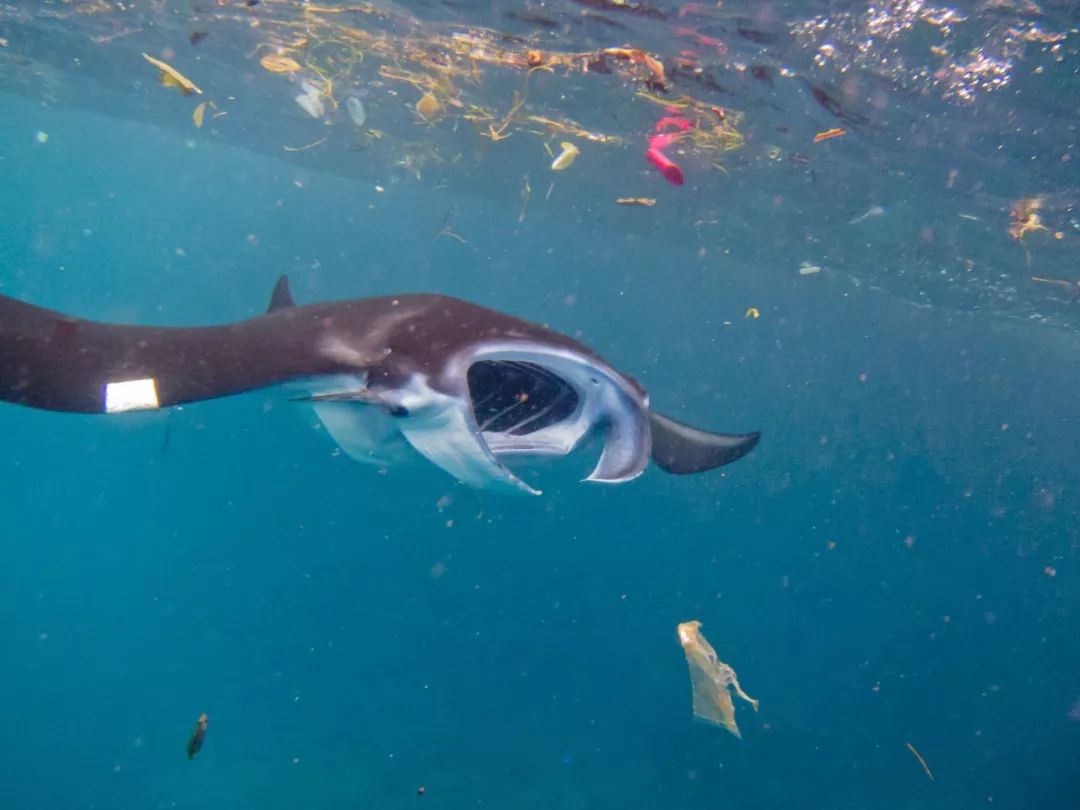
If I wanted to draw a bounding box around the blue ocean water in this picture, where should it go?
[2,11,1079,808]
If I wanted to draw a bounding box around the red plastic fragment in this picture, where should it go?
[645,147,684,185]
[654,116,693,133]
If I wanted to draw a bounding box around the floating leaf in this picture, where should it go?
[813,127,846,143]
[142,53,202,96]
[416,92,441,119]
[260,54,301,74]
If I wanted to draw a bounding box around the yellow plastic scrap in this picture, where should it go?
[192,101,206,129]
[142,53,202,96]
[676,620,759,738]
[550,141,579,171]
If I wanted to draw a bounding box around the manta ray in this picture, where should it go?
[0,277,759,495]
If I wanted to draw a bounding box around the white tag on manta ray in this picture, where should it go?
[103,378,159,413]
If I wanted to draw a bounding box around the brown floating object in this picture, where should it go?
[260,53,302,74]
[677,620,758,737]
[142,53,202,96]
[813,127,846,143]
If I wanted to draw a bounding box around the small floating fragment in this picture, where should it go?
[550,141,580,171]
[905,742,935,781]
[345,96,367,128]
[813,127,846,143]
[192,101,206,129]
[1009,196,1049,242]
[798,261,822,275]
[142,53,202,96]
[416,92,441,119]
[744,307,760,319]
[848,205,885,225]
[186,713,208,760]
[646,147,683,185]
[616,197,657,206]
[294,81,325,119]
[677,620,758,738]
[260,54,302,74]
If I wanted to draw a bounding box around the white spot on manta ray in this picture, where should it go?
[319,336,391,368]
[103,378,159,413]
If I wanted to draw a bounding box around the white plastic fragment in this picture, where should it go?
[295,81,325,119]
[345,96,366,128]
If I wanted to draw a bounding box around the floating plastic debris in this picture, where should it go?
[345,96,367,128]
[193,101,206,129]
[550,141,580,171]
[848,205,885,225]
[798,261,822,275]
[616,197,657,206]
[677,620,758,738]
[295,81,325,119]
[645,113,691,185]
[646,147,683,185]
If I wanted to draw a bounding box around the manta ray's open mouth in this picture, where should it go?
[467,360,581,437]
[461,353,650,491]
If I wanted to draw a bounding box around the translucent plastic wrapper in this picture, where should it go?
[677,620,758,737]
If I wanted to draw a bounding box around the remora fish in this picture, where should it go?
[0,277,759,495]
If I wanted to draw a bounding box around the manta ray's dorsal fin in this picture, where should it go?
[267,275,296,312]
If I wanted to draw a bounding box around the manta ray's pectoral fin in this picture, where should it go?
[648,411,760,475]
